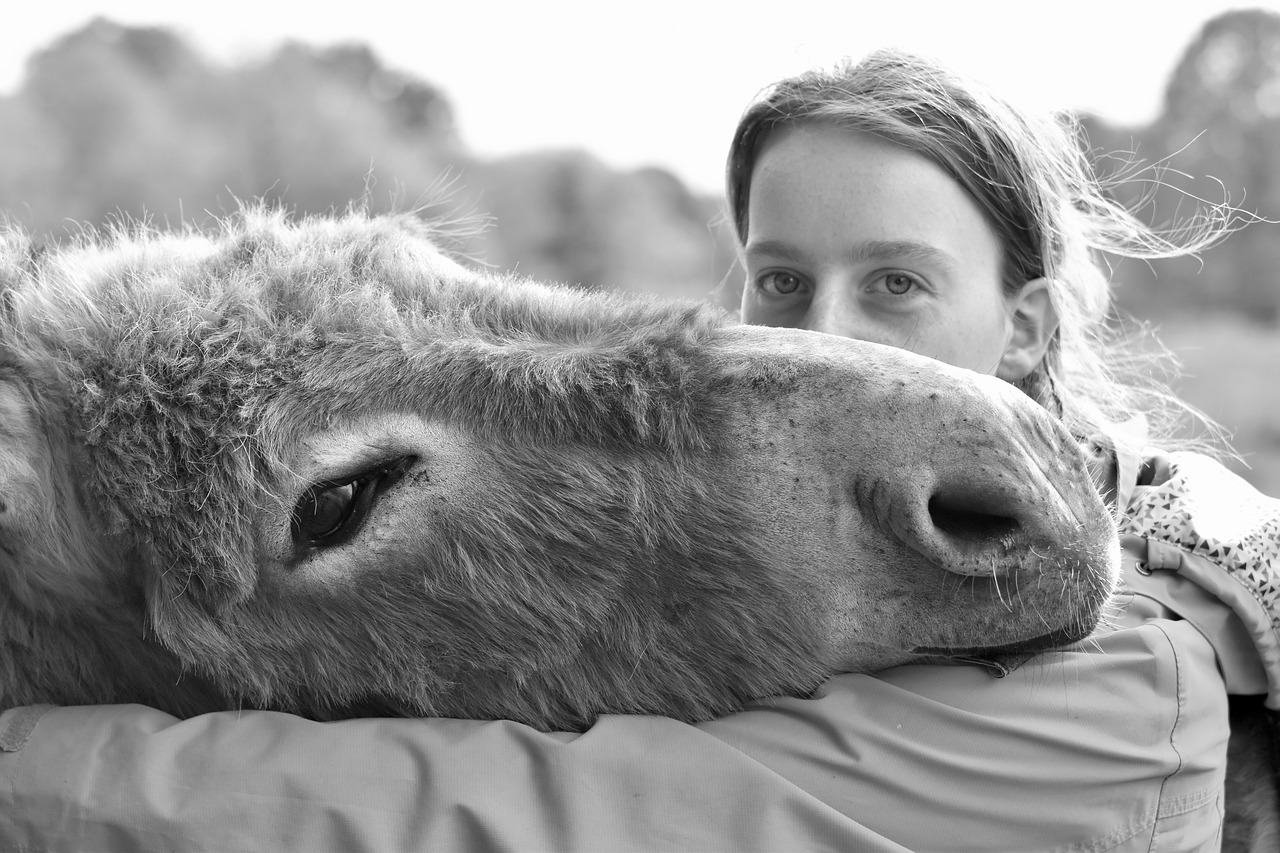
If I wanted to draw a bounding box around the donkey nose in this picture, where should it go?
[921,478,1028,576]
[872,445,1088,581]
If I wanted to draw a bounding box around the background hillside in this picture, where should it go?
[0,20,738,304]
[1,12,1276,492]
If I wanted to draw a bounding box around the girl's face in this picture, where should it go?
[740,123,1023,377]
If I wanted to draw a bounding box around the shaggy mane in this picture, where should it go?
[4,209,733,452]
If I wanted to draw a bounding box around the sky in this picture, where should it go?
[2,1,1274,194]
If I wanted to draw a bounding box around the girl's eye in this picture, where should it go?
[757,271,805,296]
[877,271,924,296]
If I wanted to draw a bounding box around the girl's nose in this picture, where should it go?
[803,283,862,339]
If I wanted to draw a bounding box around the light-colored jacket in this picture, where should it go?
[1117,450,1280,707]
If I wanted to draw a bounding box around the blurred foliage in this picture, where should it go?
[1154,319,1280,495]
[7,13,1280,316]
[6,12,1280,316]
[7,22,456,228]
[0,17,737,303]
[1081,8,1280,323]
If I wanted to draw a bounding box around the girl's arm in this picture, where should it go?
[0,619,1224,852]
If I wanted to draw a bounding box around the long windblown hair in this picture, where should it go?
[725,48,1240,454]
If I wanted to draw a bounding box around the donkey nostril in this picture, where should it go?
[927,494,1021,553]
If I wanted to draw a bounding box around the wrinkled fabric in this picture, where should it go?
[0,619,1226,853]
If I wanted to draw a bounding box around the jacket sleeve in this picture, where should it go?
[0,619,1227,853]
[1117,450,1280,707]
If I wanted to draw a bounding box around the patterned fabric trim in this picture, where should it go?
[1119,451,1280,655]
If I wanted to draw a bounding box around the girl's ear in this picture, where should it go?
[997,278,1059,382]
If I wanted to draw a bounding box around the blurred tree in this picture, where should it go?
[0,19,463,236]
[456,150,736,301]
[0,18,732,302]
[0,97,66,226]
[461,150,614,288]
[14,18,246,232]
[601,166,738,302]
[1085,8,1280,323]
[234,42,462,216]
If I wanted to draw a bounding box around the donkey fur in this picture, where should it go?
[0,209,1122,731]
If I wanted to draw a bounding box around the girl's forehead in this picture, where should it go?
[749,126,999,249]
[753,123,967,200]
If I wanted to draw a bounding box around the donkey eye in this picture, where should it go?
[295,482,358,542]
[291,456,416,552]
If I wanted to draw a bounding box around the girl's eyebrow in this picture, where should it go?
[851,239,959,272]
[744,239,808,265]
[745,238,959,272]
